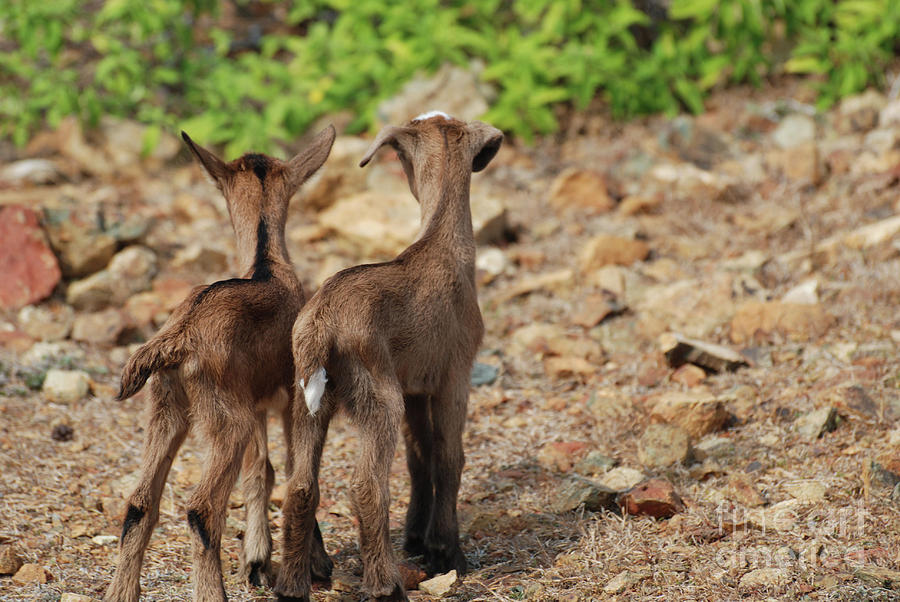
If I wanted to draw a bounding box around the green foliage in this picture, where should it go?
[0,0,897,151]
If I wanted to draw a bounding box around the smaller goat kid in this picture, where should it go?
[104,127,336,602]
[275,113,502,602]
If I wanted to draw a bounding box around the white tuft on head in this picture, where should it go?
[299,367,327,416]
[413,110,451,122]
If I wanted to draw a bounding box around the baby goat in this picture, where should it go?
[275,113,502,601]
[104,127,336,602]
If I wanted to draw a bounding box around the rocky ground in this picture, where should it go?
[1,77,900,601]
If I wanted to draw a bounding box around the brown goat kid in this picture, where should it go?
[275,113,502,602]
[104,127,336,602]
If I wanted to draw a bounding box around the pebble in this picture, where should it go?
[42,369,91,403]
[419,569,458,597]
[638,423,691,468]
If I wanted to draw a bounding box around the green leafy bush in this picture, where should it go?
[0,0,897,153]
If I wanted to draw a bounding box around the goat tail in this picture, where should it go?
[117,332,187,400]
[294,323,333,417]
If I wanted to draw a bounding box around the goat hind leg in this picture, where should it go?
[352,385,406,601]
[239,411,275,586]
[104,373,189,602]
[401,394,433,557]
[187,423,250,602]
[425,381,468,575]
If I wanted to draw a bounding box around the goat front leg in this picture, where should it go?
[239,411,275,587]
[275,405,331,601]
[425,380,468,575]
[187,418,250,602]
[352,383,407,602]
[402,394,433,557]
[105,372,189,602]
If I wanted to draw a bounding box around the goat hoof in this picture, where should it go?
[426,544,467,576]
[247,560,273,587]
[310,550,334,581]
[276,596,310,602]
[370,584,408,602]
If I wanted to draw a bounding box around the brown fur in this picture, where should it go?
[104,127,337,602]
[274,115,502,601]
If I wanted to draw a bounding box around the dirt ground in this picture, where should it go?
[1,78,900,601]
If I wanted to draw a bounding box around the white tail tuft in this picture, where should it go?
[413,110,451,122]
[300,367,327,416]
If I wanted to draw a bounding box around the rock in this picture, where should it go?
[71,309,126,345]
[52,424,75,441]
[765,142,820,182]
[866,458,900,490]
[42,369,91,403]
[0,205,62,310]
[838,89,885,132]
[648,391,729,438]
[854,566,900,590]
[538,441,589,473]
[22,341,85,367]
[784,480,826,503]
[842,214,900,250]
[795,406,838,438]
[320,190,507,254]
[551,476,618,513]
[661,333,748,373]
[470,362,498,386]
[579,234,650,270]
[60,594,98,602]
[618,194,661,216]
[42,207,119,278]
[635,275,736,339]
[727,473,766,507]
[782,278,818,304]
[494,269,573,304]
[12,563,52,585]
[739,567,789,589]
[585,264,626,297]
[880,98,900,128]
[771,114,816,148]
[670,364,706,387]
[475,247,507,280]
[574,451,616,476]
[618,478,684,518]
[0,546,23,575]
[598,467,647,492]
[398,561,427,591]
[638,423,691,468]
[91,535,119,546]
[548,168,614,213]
[0,158,62,186]
[418,569,459,598]
[377,63,490,125]
[829,385,880,420]
[571,292,624,328]
[603,569,650,594]
[510,322,563,353]
[67,246,158,311]
[693,435,735,462]
[17,303,75,341]
[863,127,898,154]
[646,162,739,203]
[171,244,229,274]
[543,356,595,381]
[730,301,832,344]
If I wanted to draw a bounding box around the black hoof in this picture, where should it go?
[426,544,467,576]
[371,584,408,602]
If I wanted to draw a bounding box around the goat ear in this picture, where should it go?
[181,131,229,188]
[359,125,414,168]
[468,122,503,172]
[286,125,336,190]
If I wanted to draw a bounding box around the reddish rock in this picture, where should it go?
[671,364,706,387]
[618,478,684,518]
[0,205,61,310]
[398,561,427,590]
[579,234,650,270]
[12,563,52,585]
[537,441,590,473]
